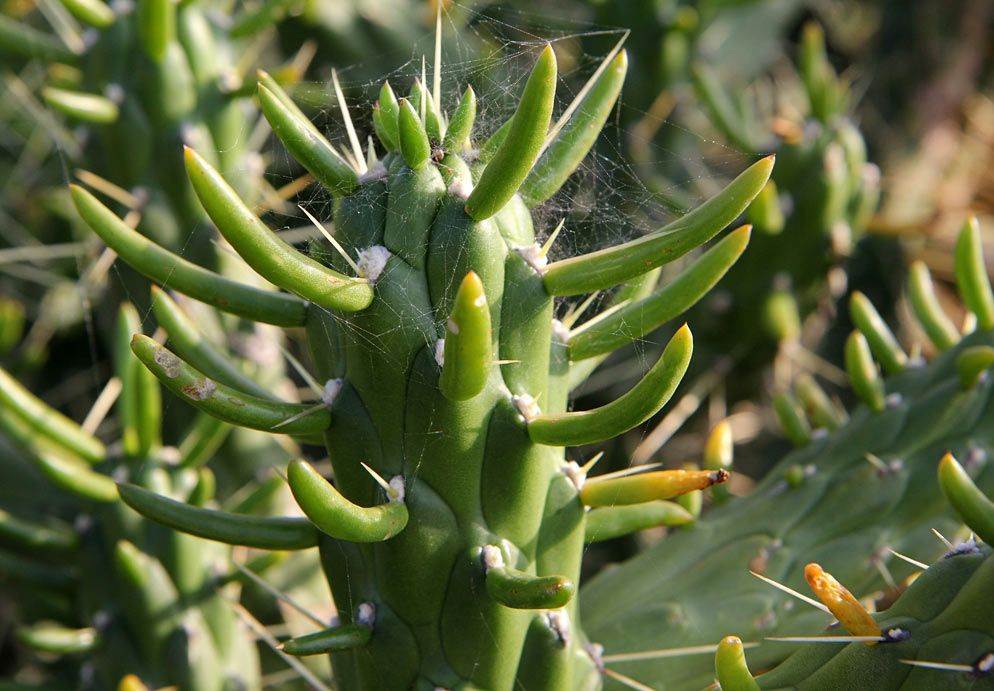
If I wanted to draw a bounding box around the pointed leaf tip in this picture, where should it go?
[439,271,492,401]
[465,44,557,220]
[715,636,760,691]
[938,452,994,545]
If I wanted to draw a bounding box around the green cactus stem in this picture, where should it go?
[87,40,771,690]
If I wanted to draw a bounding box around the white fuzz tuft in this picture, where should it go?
[448,176,474,200]
[543,609,571,647]
[585,642,605,673]
[388,475,406,503]
[159,446,181,466]
[434,338,445,367]
[512,393,541,422]
[322,379,344,407]
[357,245,391,282]
[564,461,585,491]
[978,653,994,673]
[551,319,570,343]
[357,602,376,627]
[482,544,505,571]
[514,243,548,273]
[359,159,388,183]
[110,0,133,15]
[104,83,124,104]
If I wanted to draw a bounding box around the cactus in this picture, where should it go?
[689,20,881,372]
[62,37,779,689]
[711,452,994,690]
[0,304,263,690]
[580,218,994,689]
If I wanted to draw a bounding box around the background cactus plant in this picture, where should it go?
[0,304,263,690]
[581,218,994,689]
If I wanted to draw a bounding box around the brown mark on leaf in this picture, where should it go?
[181,378,217,401]
[153,347,181,378]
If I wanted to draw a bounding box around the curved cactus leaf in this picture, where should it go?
[184,147,374,312]
[118,483,319,550]
[527,324,693,446]
[70,185,308,327]
[465,45,557,221]
[130,335,331,434]
[542,157,773,295]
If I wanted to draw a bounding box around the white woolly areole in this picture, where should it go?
[551,319,570,343]
[159,446,181,466]
[434,338,445,367]
[322,379,344,407]
[388,475,406,503]
[512,393,541,422]
[359,159,388,183]
[513,243,548,273]
[564,461,585,491]
[482,544,505,571]
[543,609,571,647]
[978,652,994,673]
[357,245,391,282]
[448,177,473,200]
[357,602,376,627]
[585,642,605,673]
[104,83,124,104]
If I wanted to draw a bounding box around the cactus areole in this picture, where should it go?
[86,44,774,689]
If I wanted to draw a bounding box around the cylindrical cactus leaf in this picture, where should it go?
[844,330,885,414]
[281,623,372,656]
[440,272,493,401]
[118,483,320,550]
[258,83,358,197]
[41,87,119,123]
[581,468,729,508]
[287,460,408,542]
[528,324,693,446]
[908,260,960,352]
[584,501,693,542]
[70,184,308,327]
[849,291,907,374]
[715,636,760,691]
[0,364,107,464]
[567,226,750,360]
[485,566,575,610]
[443,86,476,154]
[938,453,994,545]
[520,49,628,207]
[465,45,557,221]
[130,335,331,434]
[398,98,432,169]
[955,345,994,389]
[954,216,994,331]
[542,157,773,295]
[184,147,374,312]
[16,623,101,654]
[149,286,274,400]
